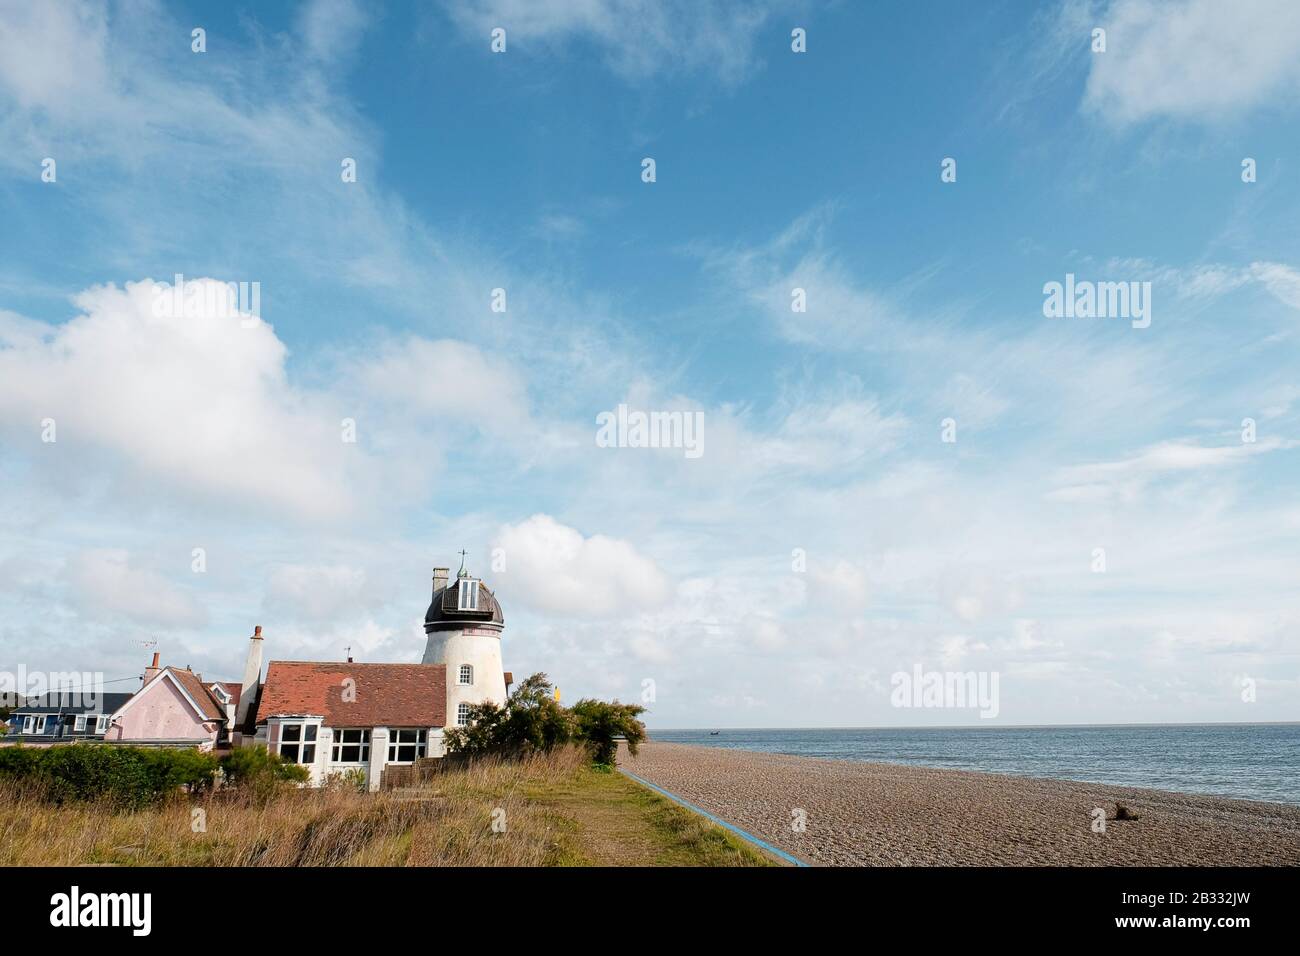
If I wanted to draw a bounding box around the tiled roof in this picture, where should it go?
[166,668,227,721]
[255,661,447,728]
[209,680,242,711]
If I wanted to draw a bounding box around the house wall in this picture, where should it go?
[4,712,109,739]
[260,720,448,792]
[106,676,218,745]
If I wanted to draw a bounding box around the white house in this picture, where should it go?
[249,555,513,791]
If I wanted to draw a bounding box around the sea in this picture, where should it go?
[646,724,1300,806]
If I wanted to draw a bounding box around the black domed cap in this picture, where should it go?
[424,579,504,633]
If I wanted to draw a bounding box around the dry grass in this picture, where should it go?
[0,747,773,867]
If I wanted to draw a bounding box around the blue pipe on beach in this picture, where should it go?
[619,768,811,867]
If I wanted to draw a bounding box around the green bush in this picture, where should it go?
[0,744,219,808]
[444,673,574,760]
[444,673,647,768]
[570,698,647,766]
[219,745,309,801]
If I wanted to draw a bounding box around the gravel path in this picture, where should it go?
[620,741,1300,866]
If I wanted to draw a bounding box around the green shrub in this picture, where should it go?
[570,699,647,766]
[0,744,219,808]
[0,745,42,779]
[445,674,647,768]
[219,745,309,801]
[444,673,574,760]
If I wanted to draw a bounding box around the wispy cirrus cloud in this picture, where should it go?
[436,0,784,87]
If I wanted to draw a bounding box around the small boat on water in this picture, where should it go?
[709,731,721,735]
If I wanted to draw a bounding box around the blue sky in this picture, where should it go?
[1,0,1298,727]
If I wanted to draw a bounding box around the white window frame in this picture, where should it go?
[456,702,472,726]
[276,721,319,764]
[74,714,86,733]
[457,578,479,611]
[94,715,108,734]
[21,715,33,734]
[387,729,427,763]
[330,729,371,764]
[34,716,47,735]
[458,664,473,685]
[210,684,231,704]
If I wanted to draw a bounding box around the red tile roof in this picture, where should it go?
[255,661,446,728]
[211,681,242,711]
[166,668,227,721]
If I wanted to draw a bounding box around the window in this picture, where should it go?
[210,684,231,704]
[331,729,371,763]
[21,715,33,734]
[277,722,318,764]
[457,578,479,611]
[34,716,46,735]
[94,715,108,734]
[74,715,86,733]
[458,664,473,685]
[457,702,472,726]
[387,729,426,763]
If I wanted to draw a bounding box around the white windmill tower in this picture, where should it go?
[421,551,507,728]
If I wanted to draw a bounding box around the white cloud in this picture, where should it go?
[492,514,671,616]
[1249,262,1300,310]
[438,0,778,86]
[67,549,206,628]
[350,337,530,435]
[806,559,871,613]
[265,564,371,622]
[0,1,110,114]
[299,0,369,63]
[1082,0,1300,124]
[1058,436,1295,485]
[0,279,535,522]
[0,279,363,521]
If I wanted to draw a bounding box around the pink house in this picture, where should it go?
[105,653,241,751]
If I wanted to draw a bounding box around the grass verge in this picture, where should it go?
[0,746,774,867]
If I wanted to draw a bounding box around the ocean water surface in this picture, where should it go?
[647,724,1300,805]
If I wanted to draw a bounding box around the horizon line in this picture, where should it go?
[646,720,1300,732]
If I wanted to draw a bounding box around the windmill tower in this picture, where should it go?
[421,552,507,728]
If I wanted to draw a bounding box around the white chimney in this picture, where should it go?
[234,625,263,734]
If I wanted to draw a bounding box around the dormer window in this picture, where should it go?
[210,684,231,704]
[457,578,479,611]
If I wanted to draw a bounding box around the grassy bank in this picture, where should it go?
[0,747,774,867]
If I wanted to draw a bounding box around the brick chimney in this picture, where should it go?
[234,625,264,735]
[432,567,449,597]
[143,651,161,685]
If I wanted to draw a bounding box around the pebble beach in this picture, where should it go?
[620,741,1300,866]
